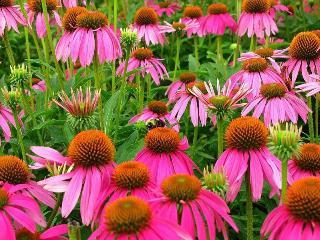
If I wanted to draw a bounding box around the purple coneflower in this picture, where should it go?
[149,1,180,17]
[269,0,290,18]
[166,72,197,100]
[160,18,199,37]
[0,0,26,36]
[297,74,320,97]
[15,225,68,240]
[32,77,46,92]
[181,6,203,37]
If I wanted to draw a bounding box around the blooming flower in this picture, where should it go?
[242,83,310,125]
[181,5,203,37]
[132,7,166,45]
[215,117,282,201]
[149,1,180,17]
[89,196,192,240]
[15,225,68,240]
[151,174,238,240]
[296,74,320,97]
[238,0,278,38]
[26,0,61,38]
[0,0,26,36]
[70,10,122,67]
[229,57,283,97]
[116,47,168,85]
[0,183,45,238]
[136,127,199,184]
[261,177,320,239]
[0,155,56,208]
[160,19,199,37]
[283,32,320,84]
[269,0,290,18]
[166,72,196,100]
[129,100,179,131]
[32,78,46,92]
[29,130,116,225]
[288,143,320,182]
[201,3,237,36]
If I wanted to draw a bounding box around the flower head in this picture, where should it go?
[160,19,199,37]
[181,6,203,36]
[9,64,30,88]
[149,0,180,17]
[120,28,138,51]
[0,0,26,36]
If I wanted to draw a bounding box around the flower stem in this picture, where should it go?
[93,55,105,131]
[173,37,181,81]
[3,31,15,66]
[68,221,81,240]
[307,97,314,142]
[281,156,289,202]
[217,117,224,157]
[192,126,198,159]
[46,193,62,229]
[246,170,253,240]
[136,74,144,112]
[194,37,199,66]
[146,74,151,102]
[315,96,319,144]
[13,109,26,162]
[249,35,256,51]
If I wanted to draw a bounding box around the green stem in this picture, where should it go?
[13,109,26,162]
[113,0,118,31]
[307,97,314,142]
[194,37,199,66]
[246,170,253,240]
[68,221,81,240]
[136,74,144,112]
[42,38,53,97]
[249,35,256,52]
[265,36,270,48]
[192,126,198,159]
[216,35,223,63]
[3,31,15,66]
[46,193,62,229]
[281,156,289,202]
[217,117,224,158]
[93,55,104,130]
[315,97,319,143]
[173,37,181,81]
[146,75,151,102]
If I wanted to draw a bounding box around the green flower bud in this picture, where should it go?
[120,28,138,51]
[202,166,228,198]
[9,64,30,87]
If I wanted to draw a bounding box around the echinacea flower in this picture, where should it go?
[132,7,166,45]
[70,10,122,67]
[32,78,46,92]
[238,0,278,38]
[151,174,238,240]
[283,32,320,84]
[89,196,192,240]
[166,72,196,100]
[160,19,199,37]
[30,130,116,225]
[169,81,207,126]
[26,0,61,38]
[269,0,290,18]
[15,225,68,240]
[0,183,46,238]
[238,47,288,73]
[55,6,87,63]
[242,83,310,125]
[129,100,179,131]
[149,1,180,17]
[136,127,199,184]
[116,47,168,85]
[181,6,203,37]
[296,74,320,97]
[229,57,283,97]
[0,155,56,208]
[201,3,237,36]
[215,117,281,202]
[261,177,320,239]
[0,0,26,36]
[288,143,320,182]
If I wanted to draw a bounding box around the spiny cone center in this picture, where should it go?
[179,72,196,84]
[68,130,115,168]
[289,32,320,60]
[242,58,268,72]
[0,189,8,209]
[16,228,40,240]
[158,1,170,8]
[27,0,58,13]
[105,197,151,234]
[161,174,201,202]
[183,6,203,19]
[113,161,150,189]
[226,116,268,150]
[132,48,153,60]
[286,177,320,223]
[63,7,87,32]
[0,0,13,7]
[0,156,30,185]
[76,11,108,29]
[255,47,274,58]
[145,127,180,153]
[148,101,168,115]
[242,0,271,13]
[293,144,320,172]
[134,7,158,25]
[260,83,286,99]
[208,3,228,14]
[172,22,186,31]
[312,30,320,40]
[209,95,231,109]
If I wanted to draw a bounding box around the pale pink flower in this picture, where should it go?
[296,74,320,96]
[181,6,204,37]
[136,127,199,185]
[269,0,290,18]
[149,1,180,17]
[159,19,199,37]
[0,0,26,36]
[242,83,310,126]
[151,174,238,240]
[166,72,197,100]
[116,47,168,85]
[215,117,281,202]
[15,225,68,240]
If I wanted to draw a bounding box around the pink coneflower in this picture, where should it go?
[32,78,46,92]
[261,177,320,239]
[117,48,168,85]
[15,225,68,240]
[70,10,121,67]
[269,0,290,18]
[201,3,237,36]
[238,0,278,38]
[149,1,180,17]
[169,81,207,126]
[0,155,56,208]
[181,6,203,37]
[132,7,166,45]
[151,174,238,240]
[229,57,283,97]
[89,196,192,240]
[288,143,320,182]
[283,32,320,84]
[29,130,116,225]
[238,47,288,73]
[160,18,199,37]
[136,127,199,184]
[55,7,87,63]
[297,74,320,97]
[215,117,281,201]
[0,183,45,238]
[129,100,179,131]
[242,83,310,126]
[0,0,26,36]
[166,72,196,100]
[26,0,61,38]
